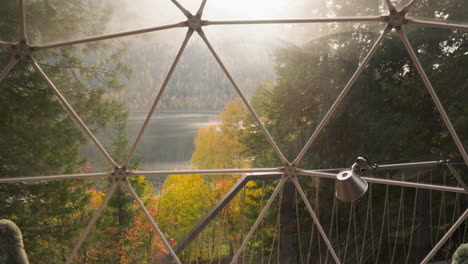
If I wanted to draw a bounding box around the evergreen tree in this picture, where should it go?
[241,0,467,262]
[0,1,130,262]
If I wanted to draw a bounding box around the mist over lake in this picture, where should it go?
[80,112,219,171]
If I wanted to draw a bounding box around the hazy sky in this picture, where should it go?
[103,0,340,47]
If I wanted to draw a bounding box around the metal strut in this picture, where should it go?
[0,0,467,263]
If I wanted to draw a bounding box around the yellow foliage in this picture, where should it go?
[190,99,250,170]
[87,188,104,209]
[156,174,212,240]
[131,175,154,198]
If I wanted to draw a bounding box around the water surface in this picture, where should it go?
[81,112,219,171]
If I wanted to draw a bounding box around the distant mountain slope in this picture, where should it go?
[121,37,275,112]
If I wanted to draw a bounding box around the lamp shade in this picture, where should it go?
[335,169,368,202]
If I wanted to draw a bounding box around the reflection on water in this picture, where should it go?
[80,112,219,171]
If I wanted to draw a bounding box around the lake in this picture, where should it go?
[80,112,219,171]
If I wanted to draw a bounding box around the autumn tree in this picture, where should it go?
[191,99,250,170]
[183,99,276,261]
[154,174,212,262]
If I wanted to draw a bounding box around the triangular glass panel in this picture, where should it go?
[33,29,187,172]
[26,0,185,46]
[387,0,412,11]
[0,59,112,178]
[404,26,467,155]
[131,34,282,172]
[205,22,384,162]
[204,0,381,21]
[175,0,203,15]
[0,0,18,43]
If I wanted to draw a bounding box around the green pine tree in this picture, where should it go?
[0,1,131,263]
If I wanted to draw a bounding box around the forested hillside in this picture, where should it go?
[121,38,274,112]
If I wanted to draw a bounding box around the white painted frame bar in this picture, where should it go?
[196,0,208,17]
[0,41,13,48]
[0,170,281,185]
[407,19,468,31]
[293,26,391,166]
[130,167,283,176]
[204,16,385,26]
[170,0,191,18]
[0,57,18,82]
[230,176,288,264]
[18,0,27,41]
[291,176,341,263]
[447,163,468,194]
[65,181,119,264]
[123,179,182,264]
[398,29,468,166]
[36,22,186,51]
[401,0,420,14]
[362,176,466,194]
[198,29,288,164]
[0,172,112,184]
[0,160,454,184]
[384,0,396,11]
[420,209,468,264]
[30,59,119,168]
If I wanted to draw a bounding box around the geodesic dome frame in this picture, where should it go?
[0,0,467,263]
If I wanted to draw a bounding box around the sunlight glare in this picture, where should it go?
[204,0,295,20]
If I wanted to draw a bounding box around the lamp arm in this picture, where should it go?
[369,159,447,172]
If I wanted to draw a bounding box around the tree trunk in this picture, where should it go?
[280,181,297,263]
[414,171,432,263]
